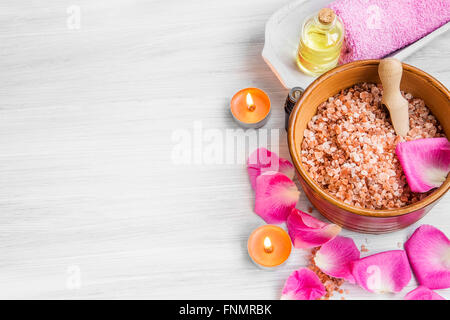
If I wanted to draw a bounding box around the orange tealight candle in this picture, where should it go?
[247,225,292,269]
[230,88,271,128]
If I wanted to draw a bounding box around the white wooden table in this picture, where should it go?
[0,0,448,300]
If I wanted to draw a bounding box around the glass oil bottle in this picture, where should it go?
[296,8,344,76]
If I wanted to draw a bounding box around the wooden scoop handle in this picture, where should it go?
[378,58,410,137]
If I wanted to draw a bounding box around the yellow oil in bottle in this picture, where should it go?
[296,8,344,76]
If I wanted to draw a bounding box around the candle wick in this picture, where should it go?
[264,245,274,253]
[246,93,256,112]
[264,236,273,253]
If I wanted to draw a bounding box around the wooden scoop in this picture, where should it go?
[378,58,410,137]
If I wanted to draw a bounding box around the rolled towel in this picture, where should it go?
[328,0,450,64]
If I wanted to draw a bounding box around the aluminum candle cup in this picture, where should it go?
[230,88,271,129]
[247,225,292,269]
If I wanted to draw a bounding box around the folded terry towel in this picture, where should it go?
[328,0,450,64]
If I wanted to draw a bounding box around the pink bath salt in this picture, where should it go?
[301,82,445,210]
[281,268,326,300]
[404,225,450,290]
[351,250,411,293]
[396,138,450,192]
[254,172,300,224]
[286,208,341,249]
[404,286,445,300]
[247,148,295,189]
[314,236,360,283]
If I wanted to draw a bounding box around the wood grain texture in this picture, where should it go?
[0,0,448,299]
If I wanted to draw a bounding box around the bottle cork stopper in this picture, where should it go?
[318,8,335,25]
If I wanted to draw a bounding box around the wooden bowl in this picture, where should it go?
[288,60,450,234]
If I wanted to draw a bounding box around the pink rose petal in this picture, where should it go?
[395,137,450,192]
[281,268,326,300]
[404,286,445,300]
[286,208,341,249]
[254,172,300,224]
[351,250,412,293]
[247,148,294,189]
[279,157,295,181]
[314,236,360,283]
[404,225,450,289]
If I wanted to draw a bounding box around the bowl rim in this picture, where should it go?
[288,59,450,218]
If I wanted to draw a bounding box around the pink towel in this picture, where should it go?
[328,0,450,64]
